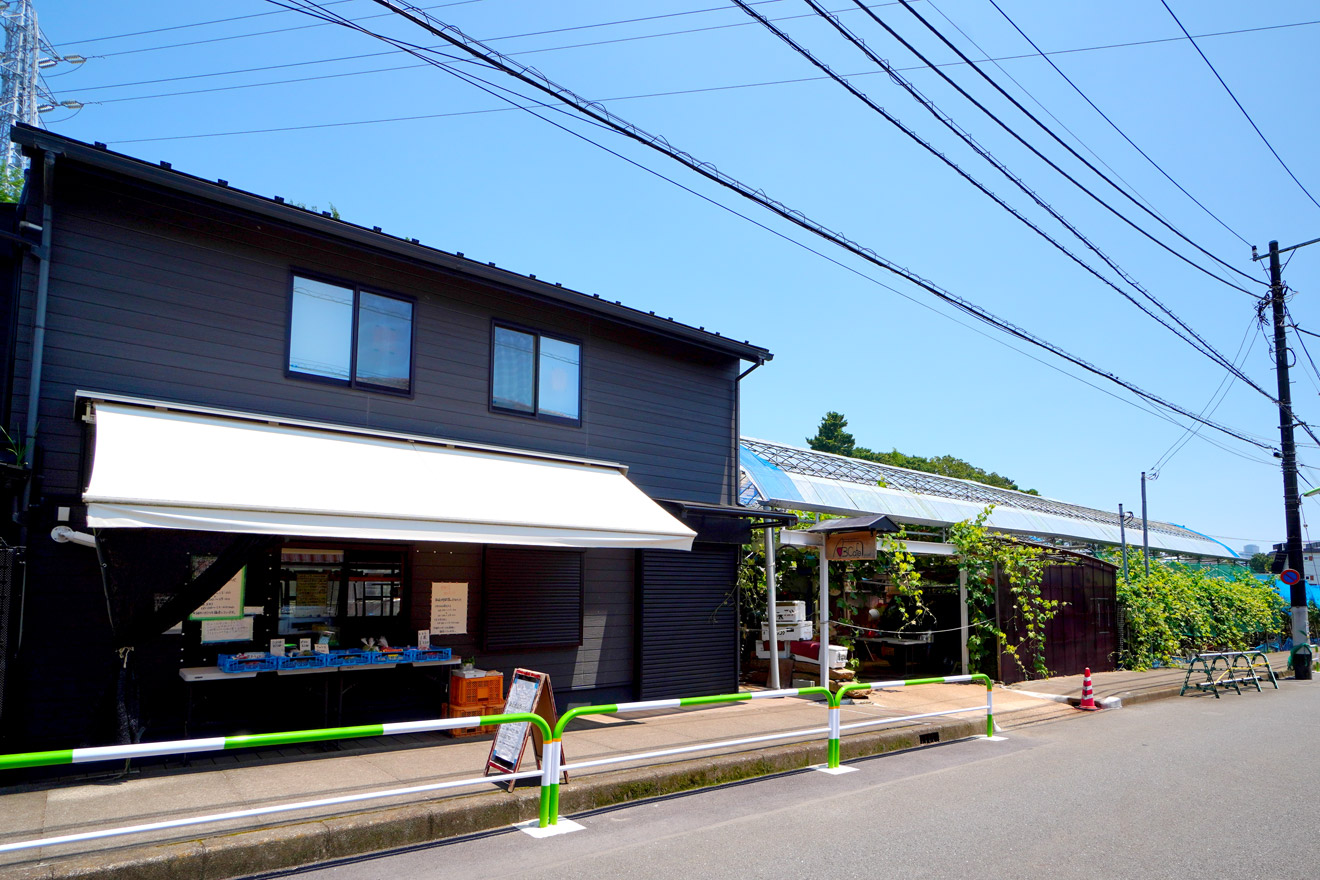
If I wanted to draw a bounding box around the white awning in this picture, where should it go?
[83,400,696,550]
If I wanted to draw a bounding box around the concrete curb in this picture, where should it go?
[8,717,987,880]
[24,667,1293,880]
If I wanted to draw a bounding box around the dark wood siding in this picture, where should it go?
[997,555,1118,684]
[10,163,742,511]
[637,544,739,700]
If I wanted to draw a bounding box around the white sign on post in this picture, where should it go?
[200,617,253,643]
[430,582,468,634]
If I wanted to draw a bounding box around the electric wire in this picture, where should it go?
[767,0,1279,412]
[1287,307,1320,396]
[59,14,1320,99]
[924,0,1171,232]
[1149,316,1258,475]
[60,4,1320,72]
[60,0,356,45]
[278,0,1280,454]
[983,0,1251,247]
[1159,0,1320,214]
[882,0,1263,292]
[259,0,1283,470]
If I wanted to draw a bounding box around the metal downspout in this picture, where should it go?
[15,151,54,655]
[21,151,53,508]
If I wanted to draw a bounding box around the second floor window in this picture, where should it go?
[288,274,414,394]
[491,324,581,423]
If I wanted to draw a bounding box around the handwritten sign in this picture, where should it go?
[295,572,330,609]
[430,582,468,634]
[190,567,246,620]
[200,617,253,643]
[491,673,540,767]
[485,669,563,791]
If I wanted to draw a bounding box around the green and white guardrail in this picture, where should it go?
[0,673,995,850]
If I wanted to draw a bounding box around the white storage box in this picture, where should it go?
[791,643,849,669]
[754,639,792,660]
[761,620,813,641]
[773,601,807,623]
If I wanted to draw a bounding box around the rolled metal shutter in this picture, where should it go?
[637,544,738,700]
[484,548,584,651]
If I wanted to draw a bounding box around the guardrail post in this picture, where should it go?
[539,738,560,828]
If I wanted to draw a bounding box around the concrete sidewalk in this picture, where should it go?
[0,656,1294,880]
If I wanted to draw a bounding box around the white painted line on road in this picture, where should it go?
[813,765,857,775]
[1007,689,1070,704]
[518,817,585,838]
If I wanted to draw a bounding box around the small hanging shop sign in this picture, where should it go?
[825,530,876,561]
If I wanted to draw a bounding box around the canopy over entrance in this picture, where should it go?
[81,395,696,550]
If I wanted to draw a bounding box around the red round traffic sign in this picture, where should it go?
[1281,568,1302,585]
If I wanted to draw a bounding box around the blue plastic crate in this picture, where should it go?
[217,653,276,674]
[329,650,373,667]
[275,652,329,671]
[410,647,452,663]
[370,647,410,664]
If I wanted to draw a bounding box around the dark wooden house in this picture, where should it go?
[0,126,776,751]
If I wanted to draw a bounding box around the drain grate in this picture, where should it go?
[918,731,940,745]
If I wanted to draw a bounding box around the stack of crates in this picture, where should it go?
[446,670,505,737]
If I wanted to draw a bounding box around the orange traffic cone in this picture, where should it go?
[1077,667,1099,711]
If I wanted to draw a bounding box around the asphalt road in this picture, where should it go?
[270,681,1320,880]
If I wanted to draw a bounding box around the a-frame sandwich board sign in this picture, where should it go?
[484,668,565,792]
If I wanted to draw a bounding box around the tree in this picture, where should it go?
[807,411,855,456]
[807,411,1038,494]
[0,163,24,203]
[1249,552,1272,573]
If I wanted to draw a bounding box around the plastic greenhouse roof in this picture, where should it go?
[739,438,1237,560]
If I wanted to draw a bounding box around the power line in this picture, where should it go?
[263,0,1283,469]
[61,3,1320,75]
[1159,0,1320,214]
[58,1,356,45]
[983,0,1252,248]
[768,0,1280,414]
[281,0,1282,454]
[877,0,1264,293]
[61,13,1320,98]
[1150,316,1258,474]
[923,0,1172,234]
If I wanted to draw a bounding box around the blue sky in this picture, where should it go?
[35,0,1320,554]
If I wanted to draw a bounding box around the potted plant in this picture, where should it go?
[0,426,29,492]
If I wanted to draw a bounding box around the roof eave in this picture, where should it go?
[14,125,771,365]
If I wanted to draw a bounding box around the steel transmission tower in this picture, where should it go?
[0,0,39,172]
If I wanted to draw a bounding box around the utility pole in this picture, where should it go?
[1140,473,1150,576]
[1266,239,1309,652]
[1119,503,1129,583]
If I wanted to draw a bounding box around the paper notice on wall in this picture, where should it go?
[200,617,254,643]
[430,582,468,635]
[190,568,247,620]
[295,572,330,610]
